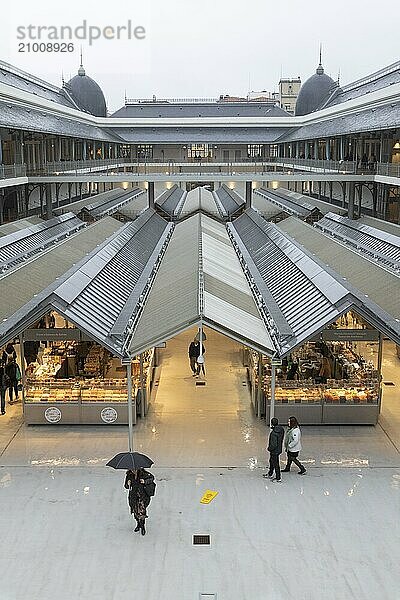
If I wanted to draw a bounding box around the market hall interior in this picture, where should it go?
[1,328,400,600]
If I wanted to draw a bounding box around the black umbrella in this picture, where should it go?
[106,452,154,471]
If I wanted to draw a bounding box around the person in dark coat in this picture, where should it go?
[0,358,8,415]
[2,343,16,365]
[124,469,155,535]
[263,417,284,482]
[5,359,19,404]
[188,341,205,377]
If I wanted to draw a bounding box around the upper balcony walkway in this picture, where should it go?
[0,158,399,187]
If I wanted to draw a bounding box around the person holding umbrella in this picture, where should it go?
[106,451,155,535]
[124,468,155,535]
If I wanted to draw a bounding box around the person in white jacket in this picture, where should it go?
[282,416,306,475]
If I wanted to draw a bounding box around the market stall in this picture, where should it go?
[18,313,156,425]
[245,312,382,425]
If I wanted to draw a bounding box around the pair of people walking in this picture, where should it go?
[188,340,205,377]
[124,468,156,536]
[264,416,306,482]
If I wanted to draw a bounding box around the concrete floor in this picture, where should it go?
[0,329,400,600]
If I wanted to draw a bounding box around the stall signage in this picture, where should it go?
[271,358,283,366]
[321,329,379,342]
[101,407,118,423]
[44,407,62,423]
[24,328,81,341]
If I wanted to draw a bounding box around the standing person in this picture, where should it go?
[263,417,284,482]
[0,358,8,415]
[124,468,156,535]
[282,416,306,475]
[2,343,16,365]
[188,340,205,377]
[5,359,19,405]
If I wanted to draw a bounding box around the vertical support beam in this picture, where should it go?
[45,183,52,219]
[256,353,263,419]
[372,182,378,217]
[148,181,155,209]
[377,333,383,414]
[139,353,145,418]
[19,334,26,408]
[348,181,356,219]
[357,184,363,218]
[0,192,4,225]
[127,361,134,451]
[245,181,252,209]
[270,363,276,422]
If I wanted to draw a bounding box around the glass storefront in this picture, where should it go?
[6,311,156,425]
[245,311,382,424]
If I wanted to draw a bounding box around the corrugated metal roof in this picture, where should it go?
[360,216,400,238]
[214,185,244,217]
[180,187,219,216]
[51,210,170,354]
[315,212,400,273]
[230,209,352,354]
[129,214,274,355]
[261,187,346,216]
[0,216,43,237]
[0,212,85,273]
[53,189,123,216]
[156,185,185,217]
[277,217,400,321]
[254,188,315,219]
[85,188,145,218]
[0,217,121,325]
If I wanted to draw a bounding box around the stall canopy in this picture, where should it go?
[229,208,400,356]
[0,210,173,358]
[315,212,400,274]
[0,216,121,329]
[278,217,400,323]
[0,212,86,274]
[128,213,275,356]
[155,185,185,218]
[214,185,245,218]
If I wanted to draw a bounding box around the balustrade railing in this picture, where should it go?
[0,164,27,179]
[376,162,400,178]
[2,158,399,180]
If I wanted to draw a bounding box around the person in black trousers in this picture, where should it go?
[5,359,19,404]
[124,469,156,535]
[188,340,205,377]
[0,359,7,415]
[263,417,285,482]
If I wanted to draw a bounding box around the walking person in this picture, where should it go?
[5,358,20,405]
[0,358,8,415]
[124,468,156,535]
[263,417,284,482]
[188,339,205,377]
[282,416,306,475]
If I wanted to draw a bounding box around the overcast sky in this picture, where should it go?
[2,0,400,112]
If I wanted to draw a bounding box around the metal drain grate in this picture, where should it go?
[195,381,206,386]
[383,382,395,386]
[193,534,210,545]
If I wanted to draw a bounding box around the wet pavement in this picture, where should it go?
[0,329,399,599]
